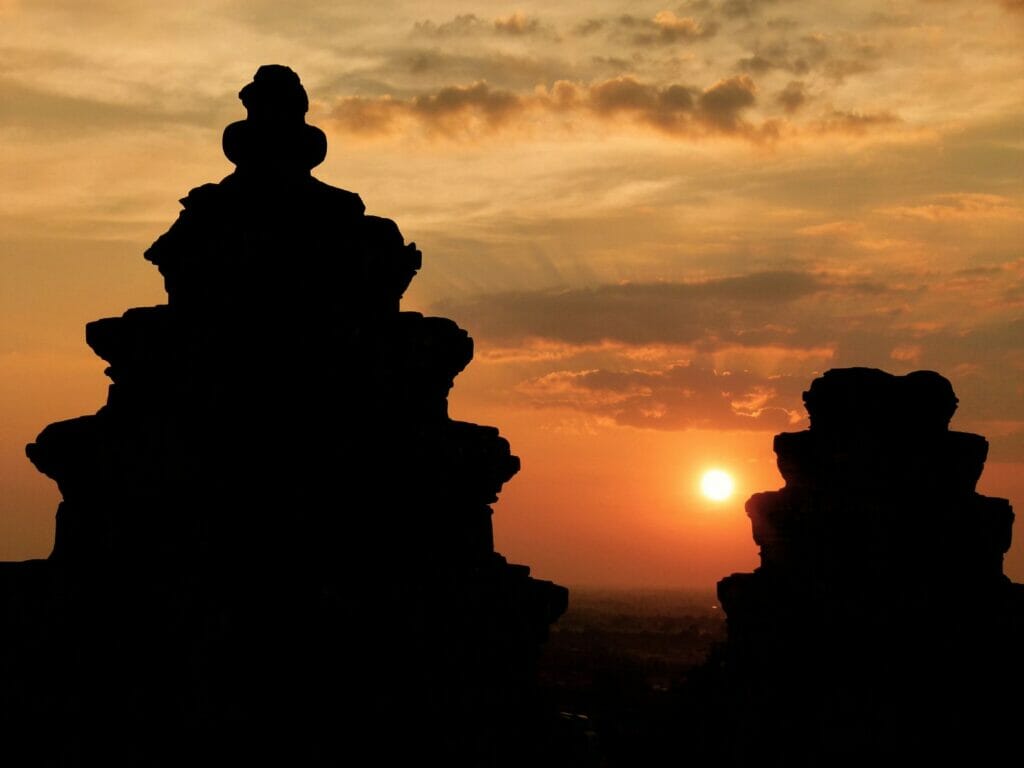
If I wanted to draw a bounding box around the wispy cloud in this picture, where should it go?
[810,108,899,135]
[880,194,1024,222]
[433,271,871,346]
[493,12,544,36]
[776,80,808,113]
[0,77,213,135]
[413,14,487,37]
[517,364,804,431]
[413,11,553,39]
[573,10,718,44]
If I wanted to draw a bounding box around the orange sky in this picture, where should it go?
[1,1,1023,587]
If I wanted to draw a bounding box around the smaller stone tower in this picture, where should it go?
[716,368,1024,765]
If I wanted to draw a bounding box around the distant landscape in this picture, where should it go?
[537,588,726,767]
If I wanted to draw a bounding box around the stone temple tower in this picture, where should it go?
[714,368,1024,766]
[6,65,567,766]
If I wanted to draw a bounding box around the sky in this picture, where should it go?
[1,0,1022,587]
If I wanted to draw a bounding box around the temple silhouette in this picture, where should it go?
[713,368,1024,766]
[4,65,567,765]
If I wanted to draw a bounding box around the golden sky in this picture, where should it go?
[1,0,1023,586]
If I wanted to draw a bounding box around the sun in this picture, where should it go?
[700,469,735,502]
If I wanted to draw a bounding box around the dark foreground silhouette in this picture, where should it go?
[4,65,567,766]
[712,368,1024,766]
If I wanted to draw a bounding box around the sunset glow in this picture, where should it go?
[1,1,1022,588]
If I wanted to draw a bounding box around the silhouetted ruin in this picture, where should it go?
[4,65,567,765]
[715,368,1024,766]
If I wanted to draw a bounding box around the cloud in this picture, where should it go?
[796,220,863,237]
[413,12,551,38]
[493,12,542,36]
[738,54,794,75]
[563,74,760,136]
[587,77,698,133]
[576,11,718,45]
[736,35,876,83]
[392,49,575,90]
[0,77,212,136]
[720,0,779,17]
[412,81,520,126]
[646,10,718,42]
[574,19,606,36]
[434,271,834,346]
[328,81,521,136]
[412,14,486,37]
[811,109,899,135]
[326,94,402,135]
[822,58,872,83]
[515,310,1024,435]
[323,65,908,143]
[698,75,757,132]
[516,364,805,431]
[776,80,808,114]
[880,194,1024,222]
[326,73,771,140]
[735,35,830,76]
[434,254,1024,440]
[737,41,810,75]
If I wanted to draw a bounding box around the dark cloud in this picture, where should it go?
[591,56,634,73]
[738,54,810,76]
[328,82,521,136]
[411,82,520,127]
[698,75,757,132]
[493,12,542,36]
[391,49,576,91]
[736,39,829,77]
[574,12,717,44]
[589,77,695,122]
[586,75,759,135]
[433,271,831,345]
[813,109,900,135]
[325,55,898,142]
[436,256,1024,439]
[413,12,552,39]
[325,94,401,135]
[734,35,876,84]
[719,0,779,17]
[326,74,772,140]
[737,54,780,74]
[574,19,606,36]
[776,81,808,114]
[822,58,872,83]
[617,11,719,45]
[412,14,486,37]
[316,48,577,99]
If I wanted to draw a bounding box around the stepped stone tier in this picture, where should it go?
[5,65,567,765]
[714,368,1024,766]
